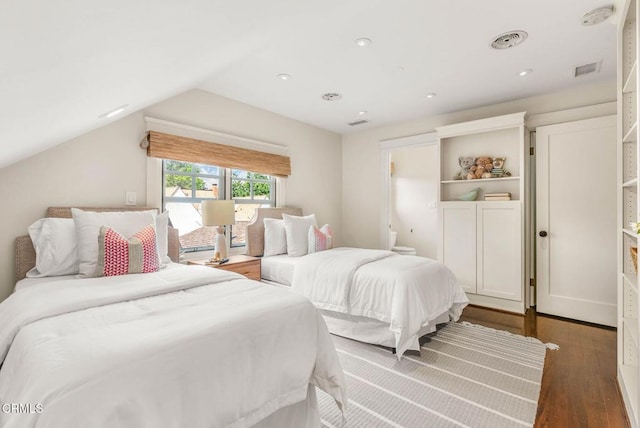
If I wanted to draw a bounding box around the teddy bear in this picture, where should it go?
[468,156,494,179]
[491,157,511,177]
[454,156,475,180]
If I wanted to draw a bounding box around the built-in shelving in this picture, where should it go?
[436,112,526,314]
[618,0,640,425]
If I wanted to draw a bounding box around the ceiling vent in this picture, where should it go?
[490,31,528,49]
[348,119,369,126]
[322,93,342,101]
[581,6,614,26]
[574,61,602,77]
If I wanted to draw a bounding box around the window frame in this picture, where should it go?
[161,159,277,255]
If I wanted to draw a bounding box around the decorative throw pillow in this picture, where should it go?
[97,225,160,277]
[263,218,287,257]
[308,224,333,254]
[26,218,79,277]
[282,213,317,257]
[72,208,157,277]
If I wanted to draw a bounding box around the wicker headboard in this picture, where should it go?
[15,207,180,282]
[245,207,303,257]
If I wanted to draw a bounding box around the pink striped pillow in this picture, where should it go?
[308,224,333,254]
[97,225,160,277]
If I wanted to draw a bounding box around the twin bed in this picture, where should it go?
[246,207,468,357]
[1,205,467,427]
[2,207,345,428]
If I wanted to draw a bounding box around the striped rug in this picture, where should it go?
[318,321,556,428]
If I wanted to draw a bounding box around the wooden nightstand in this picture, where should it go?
[188,255,261,281]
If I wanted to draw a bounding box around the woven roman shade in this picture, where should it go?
[146,131,291,177]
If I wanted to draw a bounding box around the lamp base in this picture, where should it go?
[214,226,227,260]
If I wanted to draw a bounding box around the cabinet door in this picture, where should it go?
[476,202,522,301]
[439,202,477,293]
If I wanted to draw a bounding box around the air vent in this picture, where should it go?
[322,93,342,101]
[582,6,614,26]
[348,119,369,126]
[574,61,602,77]
[490,31,528,49]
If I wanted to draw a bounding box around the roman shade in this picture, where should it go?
[146,131,291,177]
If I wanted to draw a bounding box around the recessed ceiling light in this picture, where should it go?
[99,104,128,119]
[354,38,372,47]
[519,69,533,76]
[277,73,291,81]
[426,92,437,99]
[358,110,368,115]
[322,93,342,101]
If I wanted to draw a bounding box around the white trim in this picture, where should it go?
[379,132,438,250]
[379,131,438,149]
[144,116,289,155]
[146,157,163,210]
[436,112,527,138]
[525,101,616,129]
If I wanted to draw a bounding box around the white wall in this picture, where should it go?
[0,89,342,301]
[390,145,438,258]
[342,80,616,249]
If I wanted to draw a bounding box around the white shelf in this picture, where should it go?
[628,318,640,348]
[624,121,638,143]
[625,60,638,94]
[625,272,639,294]
[624,178,639,188]
[441,176,520,184]
[620,364,639,424]
[624,229,640,239]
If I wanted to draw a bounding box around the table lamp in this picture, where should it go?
[201,200,235,260]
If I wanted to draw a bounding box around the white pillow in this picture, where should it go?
[308,224,333,254]
[283,213,317,257]
[263,218,287,257]
[72,208,157,278]
[156,211,170,265]
[26,218,79,277]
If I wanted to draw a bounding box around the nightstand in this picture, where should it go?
[188,255,261,281]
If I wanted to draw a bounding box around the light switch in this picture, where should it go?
[125,192,137,206]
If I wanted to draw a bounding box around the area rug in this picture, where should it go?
[318,321,557,428]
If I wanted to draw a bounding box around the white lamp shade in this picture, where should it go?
[201,200,235,226]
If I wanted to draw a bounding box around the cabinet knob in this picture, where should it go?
[539,231,548,237]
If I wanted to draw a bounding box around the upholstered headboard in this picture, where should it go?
[15,207,180,282]
[245,207,302,257]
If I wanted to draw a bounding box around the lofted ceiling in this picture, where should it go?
[0,0,618,169]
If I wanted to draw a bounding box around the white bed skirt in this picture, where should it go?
[254,385,320,428]
[321,309,451,349]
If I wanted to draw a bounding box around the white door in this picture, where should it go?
[536,116,617,326]
[477,201,522,301]
[439,202,477,293]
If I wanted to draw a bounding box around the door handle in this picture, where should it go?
[539,231,548,237]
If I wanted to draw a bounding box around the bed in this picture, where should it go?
[1,207,346,428]
[246,207,469,358]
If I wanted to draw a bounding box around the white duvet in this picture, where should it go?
[0,264,346,428]
[291,247,469,357]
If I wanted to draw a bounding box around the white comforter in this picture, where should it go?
[291,247,468,357]
[0,264,346,428]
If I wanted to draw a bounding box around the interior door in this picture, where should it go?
[536,116,617,326]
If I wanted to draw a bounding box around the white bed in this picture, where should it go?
[3,207,346,428]
[247,208,469,358]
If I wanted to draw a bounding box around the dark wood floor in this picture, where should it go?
[459,305,629,428]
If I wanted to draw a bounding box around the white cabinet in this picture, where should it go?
[437,112,526,314]
[618,0,640,424]
[439,202,522,307]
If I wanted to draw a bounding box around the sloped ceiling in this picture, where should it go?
[0,0,617,169]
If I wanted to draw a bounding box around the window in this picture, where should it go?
[163,160,275,253]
